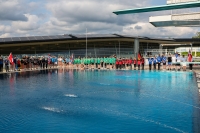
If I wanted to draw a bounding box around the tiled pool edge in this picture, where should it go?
[193,70,200,133]
[194,70,200,91]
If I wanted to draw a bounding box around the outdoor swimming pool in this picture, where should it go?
[0,69,199,133]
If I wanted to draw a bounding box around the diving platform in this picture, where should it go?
[113,1,200,15]
[149,13,200,27]
[167,0,199,4]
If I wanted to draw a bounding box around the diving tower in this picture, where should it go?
[113,0,200,27]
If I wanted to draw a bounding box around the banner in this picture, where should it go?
[138,52,142,60]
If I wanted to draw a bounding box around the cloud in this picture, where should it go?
[46,0,150,26]
[123,22,197,38]
[12,14,40,31]
[0,33,11,38]
[134,25,142,30]
[0,0,28,21]
[0,0,199,38]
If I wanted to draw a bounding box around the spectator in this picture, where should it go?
[181,55,187,71]
[4,58,9,72]
[148,57,153,70]
[0,56,3,72]
[167,54,172,70]
[157,54,162,70]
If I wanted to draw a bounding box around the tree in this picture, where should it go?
[193,32,200,38]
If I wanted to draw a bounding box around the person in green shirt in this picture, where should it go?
[78,58,81,65]
[87,58,90,65]
[91,57,94,69]
[103,57,107,69]
[81,58,84,64]
[83,58,87,65]
[100,57,104,68]
[112,57,116,69]
[94,57,98,69]
[97,57,100,69]
[80,58,85,70]
[74,58,76,69]
[87,57,91,69]
[74,58,77,65]
[109,57,112,69]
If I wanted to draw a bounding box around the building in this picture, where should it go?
[0,34,199,57]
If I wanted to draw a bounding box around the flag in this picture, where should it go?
[8,52,14,65]
[138,52,142,60]
[188,49,192,62]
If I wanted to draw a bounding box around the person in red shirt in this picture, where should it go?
[17,59,21,71]
[137,59,141,70]
[116,59,119,69]
[119,58,122,69]
[133,58,137,70]
[122,58,125,69]
[125,58,129,69]
[128,57,133,70]
[141,58,145,70]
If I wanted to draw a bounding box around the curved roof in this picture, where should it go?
[0,34,199,47]
[0,34,175,45]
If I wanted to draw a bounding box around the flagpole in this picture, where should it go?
[86,28,87,59]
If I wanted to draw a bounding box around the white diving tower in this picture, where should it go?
[150,0,200,27]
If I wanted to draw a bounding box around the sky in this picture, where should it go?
[0,0,199,38]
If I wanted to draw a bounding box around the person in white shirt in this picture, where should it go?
[181,55,187,71]
[176,54,181,71]
[172,54,176,70]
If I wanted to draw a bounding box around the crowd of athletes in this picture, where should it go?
[147,53,193,71]
[0,52,193,72]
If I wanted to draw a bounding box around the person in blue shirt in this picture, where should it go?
[54,57,58,68]
[153,56,157,70]
[175,52,179,58]
[162,54,167,70]
[13,56,17,71]
[4,58,9,72]
[0,56,3,72]
[51,57,55,68]
[148,57,153,70]
[65,57,69,65]
[156,54,162,70]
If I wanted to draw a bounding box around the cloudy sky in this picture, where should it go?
[0,0,199,38]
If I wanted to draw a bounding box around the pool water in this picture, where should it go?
[0,69,199,133]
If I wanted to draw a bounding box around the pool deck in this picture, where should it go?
[0,65,199,74]
[193,70,200,90]
[192,70,200,133]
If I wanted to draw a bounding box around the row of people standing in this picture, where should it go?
[148,55,166,70]
[148,54,193,71]
[116,58,145,70]
[58,56,145,70]
[1,55,59,72]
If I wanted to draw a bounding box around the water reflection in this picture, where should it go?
[9,74,15,96]
[0,69,198,133]
[0,69,78,80]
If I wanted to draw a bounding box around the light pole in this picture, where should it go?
[86,28,87,59]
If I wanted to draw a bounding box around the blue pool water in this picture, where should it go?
[0,69,199,133]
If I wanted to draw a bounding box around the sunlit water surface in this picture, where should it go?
[0,69,199,133]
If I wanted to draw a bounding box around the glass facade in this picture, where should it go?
[0,41,160,58]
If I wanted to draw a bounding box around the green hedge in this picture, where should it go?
[181,52,200,57]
